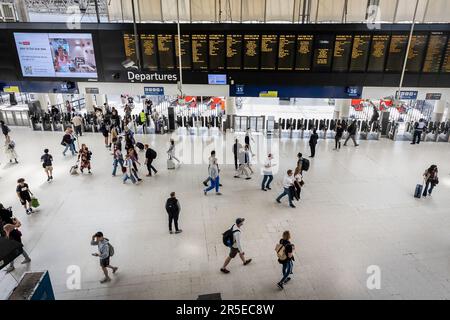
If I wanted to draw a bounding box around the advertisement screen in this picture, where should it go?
[14,32,98,78]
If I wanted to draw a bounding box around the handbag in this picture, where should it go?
[30,197,40,208]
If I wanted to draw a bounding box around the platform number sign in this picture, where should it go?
[396,90,418,100]
[235,85,245,95]
[144,87,164,96]
[346,86,359,97]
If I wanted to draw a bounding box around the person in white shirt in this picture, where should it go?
[220,218,252,274]
[411,118,426,145]
[167,139,180,164]
[71,114,83,136]
[276,170,296,208]
[261,153,276,191]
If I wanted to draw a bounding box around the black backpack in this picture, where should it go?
[302,158,310,171]
[149,148,157,159]
[222,225,239,247]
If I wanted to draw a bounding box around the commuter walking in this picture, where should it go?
[112,145,124,177]
[128,148,142,182]
[309,129,319,158]
[334,123,344,150]
[275,230,295,290]
[90,232,118,284]
[16,178,34,214]
[343,120,359,147]
[293,166,303,201]
[232,139,242,170]
[1,120,11,138]
[422,165,439,197]
[234,146,251,179]
[165,192,182,234]
[276,170,296,208]
[296,153,303,173]
[245,128,255,156]
[202,150,223,187]
[71,114,83,136]
[261,153,275,191]
[115,136,123,152]
[41,148,54,182]
[100,123,109,148]
[204,158,222,195]
[220,218,252,274]
[78,143,92,174]
[122,154,137,184]
[3,218,31,273]
[144,144,158,176]
[411,118,427,145]
[167,139,181,164]
[62,128,77,156]
[4,135,18,164]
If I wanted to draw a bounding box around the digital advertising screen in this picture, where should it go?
[14,32,98,78]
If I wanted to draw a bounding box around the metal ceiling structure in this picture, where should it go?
[8,0,450,23]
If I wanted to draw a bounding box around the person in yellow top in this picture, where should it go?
[139,110,147,126]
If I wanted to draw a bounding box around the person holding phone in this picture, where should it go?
[91,232,118,284]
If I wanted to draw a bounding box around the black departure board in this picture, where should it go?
[313,35,333,71]
[140,34,158,70]
[243,34,260,70]
[295,35,313,71]
[332,35,352,72]
[123,33,137,63]
[192,34,208,70]
[440,36,450,73]
[209,34,225,70]
[422,34,447,73]
[349,35,371,72]
[226,34,242,70]
[385,34,408,72]
[174,34,191,69]
[367,35,390,72]
[277,35,295,70]
[405,34,428,72]
[260,34,278,70]
[157,34,175,70]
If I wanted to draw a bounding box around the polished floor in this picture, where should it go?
[1,127,450,300]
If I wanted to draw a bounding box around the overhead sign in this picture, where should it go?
[85,87,99,94]
[259,91,278,97]
[144,87,164,95]
[3,86,20,93]
[346,86,359,97]
[208,74,227,85]
[396,90,418,100]
[127,71,178,83]
[235,84,245,95]
[425,93,441,100]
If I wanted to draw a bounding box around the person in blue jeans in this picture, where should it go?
[112,146,124,176]
[261,153,275,191]
[62,128,77,156]
[204,158,222,196]
[122,154,137,184]
[276,230,295,290]
[276,169,295,208]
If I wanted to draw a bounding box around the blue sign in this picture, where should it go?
[144,87,164,95]
[396,90,418,100]
[346,86,359,97]
[235,85,245,95]
[208,74,227,85]
[230,85,362,98]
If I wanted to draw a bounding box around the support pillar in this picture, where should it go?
[333,102,340,119]
[95,94,107,107]
[48,94,62,107]
[35,94,49,111]
[335,99,351,119]
[431,100,446,122]
[84,94,96,112]
[225,97,236,115]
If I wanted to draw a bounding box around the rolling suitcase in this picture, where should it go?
[167,158,176,170]
[414,184,423,198]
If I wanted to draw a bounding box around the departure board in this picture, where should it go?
[440,36,450,73]
[192,34,208,70]
[277,35,295,70]
[313,35,333,71]
[226,34,242,70]
[140,34,158,70]
[243,34,260,70]
[422,34,447,73]
[349,34,371,72]
[157,34,175,70]
[385,34,408,72]
[174,34,191,69]
[123,33,137,63]
[295,35,313,71]
[209,34,225,70]
[260,34,278,70]
[405,34,428,72]
[332,35,353,72]
[367,35,390,72]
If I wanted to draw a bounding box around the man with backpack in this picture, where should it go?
[144,144,158,176]
[91,231,118,284]
[343,120,359,147]
[165,192,182,234]
[220,218,252,274]
[275,231,295,290]
[411,118,427,145]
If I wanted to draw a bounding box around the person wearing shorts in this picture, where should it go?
[91,231,118,284]
[41,149,54,182]
[16,178,33,215]
[220,218,252,274]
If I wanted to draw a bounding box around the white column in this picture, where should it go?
[48,94,62,107]
[333,101,340,119]
[431,100,446,122]
[225,97,236,115]
[34,94,49,111]
[84,94,96,112]
[335,99,351,119]
[95,94,107,107]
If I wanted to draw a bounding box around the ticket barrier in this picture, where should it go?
[437,121,450,142]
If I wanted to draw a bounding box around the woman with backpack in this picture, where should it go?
[78,144,92,174]
[276,230,295,290]
[423,165,439,198]
[4,135,18,164]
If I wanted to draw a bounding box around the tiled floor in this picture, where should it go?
[1,127,450,300]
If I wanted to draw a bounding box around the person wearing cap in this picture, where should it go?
[220,218,252,274]
[91,231,118,284]
[261,153,276,191]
